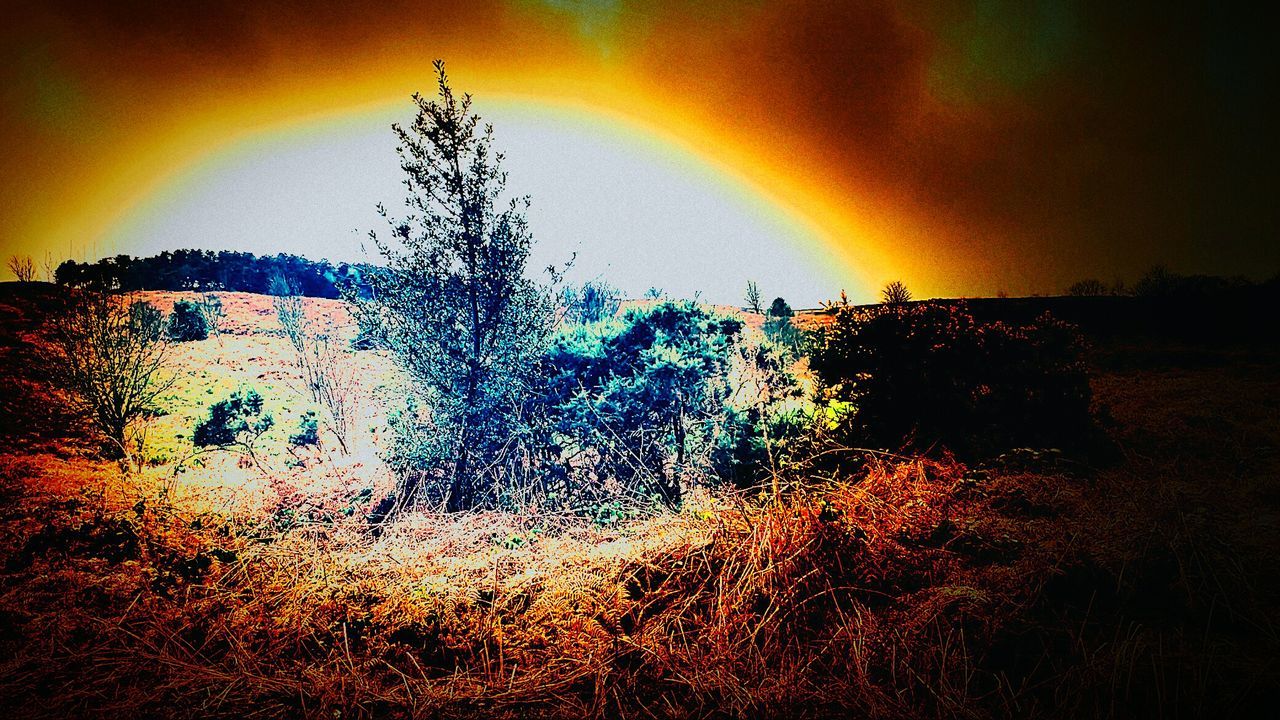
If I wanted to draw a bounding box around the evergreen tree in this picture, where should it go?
[351,60,560,511]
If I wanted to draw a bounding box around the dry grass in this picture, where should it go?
[0,450,1074,719]
[3,288,1276,719]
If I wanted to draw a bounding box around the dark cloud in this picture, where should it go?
[3,0,1275,292]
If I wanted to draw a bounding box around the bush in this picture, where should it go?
[274,282,356,454]
[197,293,225,339]
[561,280,622,324]
[809,301,1091,458]
[289,411,319,447]
[128,301,165,343]
[167,299,209,342]
[762,315,802,355]
[193,388,274,467]
[541,301,750,507]
[1066,278,1108,296]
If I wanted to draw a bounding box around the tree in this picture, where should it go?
[274,274,356,454]
[763,296,800,354]
[8,255,35,282]
[1065,278,1107,296]
[351,60,560,511]
[881,280,911,305]
[198,292,226,341]
[43,292,175,466]
[745,280,763,313]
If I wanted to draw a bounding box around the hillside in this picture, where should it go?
[1,283,1278,718]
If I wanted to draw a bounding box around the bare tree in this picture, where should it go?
[198,292,226,342]
[273,275,356,454]
[1066,278,1107,297]
[8,255,35,282]
[43,292,175,468]
[881,280,912,305]
[41,252,58,282]
[745,280,763,313]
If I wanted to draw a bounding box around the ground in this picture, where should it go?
[0,283,1276,719]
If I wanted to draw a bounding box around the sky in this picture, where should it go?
[1,0,1276,304]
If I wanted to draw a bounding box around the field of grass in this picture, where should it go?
[1,284,1277,718]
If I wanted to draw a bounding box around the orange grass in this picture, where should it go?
[0,449,1081,719]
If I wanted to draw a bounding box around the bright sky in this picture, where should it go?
[100,100,849,307]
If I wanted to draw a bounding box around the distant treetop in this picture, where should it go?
[54,249,374,298]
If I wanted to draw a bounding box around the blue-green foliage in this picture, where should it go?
[167,300,208,342]
[289,410,319,447]
[541,301,746,506]
[193,388,273,448]
[349,62,559,511]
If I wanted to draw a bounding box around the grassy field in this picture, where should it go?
[0,283,1277,718]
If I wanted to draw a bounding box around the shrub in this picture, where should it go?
[197,293,225,339]
[540,301,751,507]
[762,315,802,355]
[1066,278,1108,296]
[8,254,35,282]
[561,280,622,324]
[289,411,320,447]
[808,301,1091,458]
[274,280,356,454]
[167,299,209,342]
[128,301,165,342]
[193,388,274,469]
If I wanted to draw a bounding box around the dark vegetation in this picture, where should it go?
[192,387,273,451]
[3,280,1276,718]
[8,254,35,283]
[166,299,209,342]
[560,280,622,325]
[881,279,911,304]
[809,302,1093,459]
[54,249,372,298]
